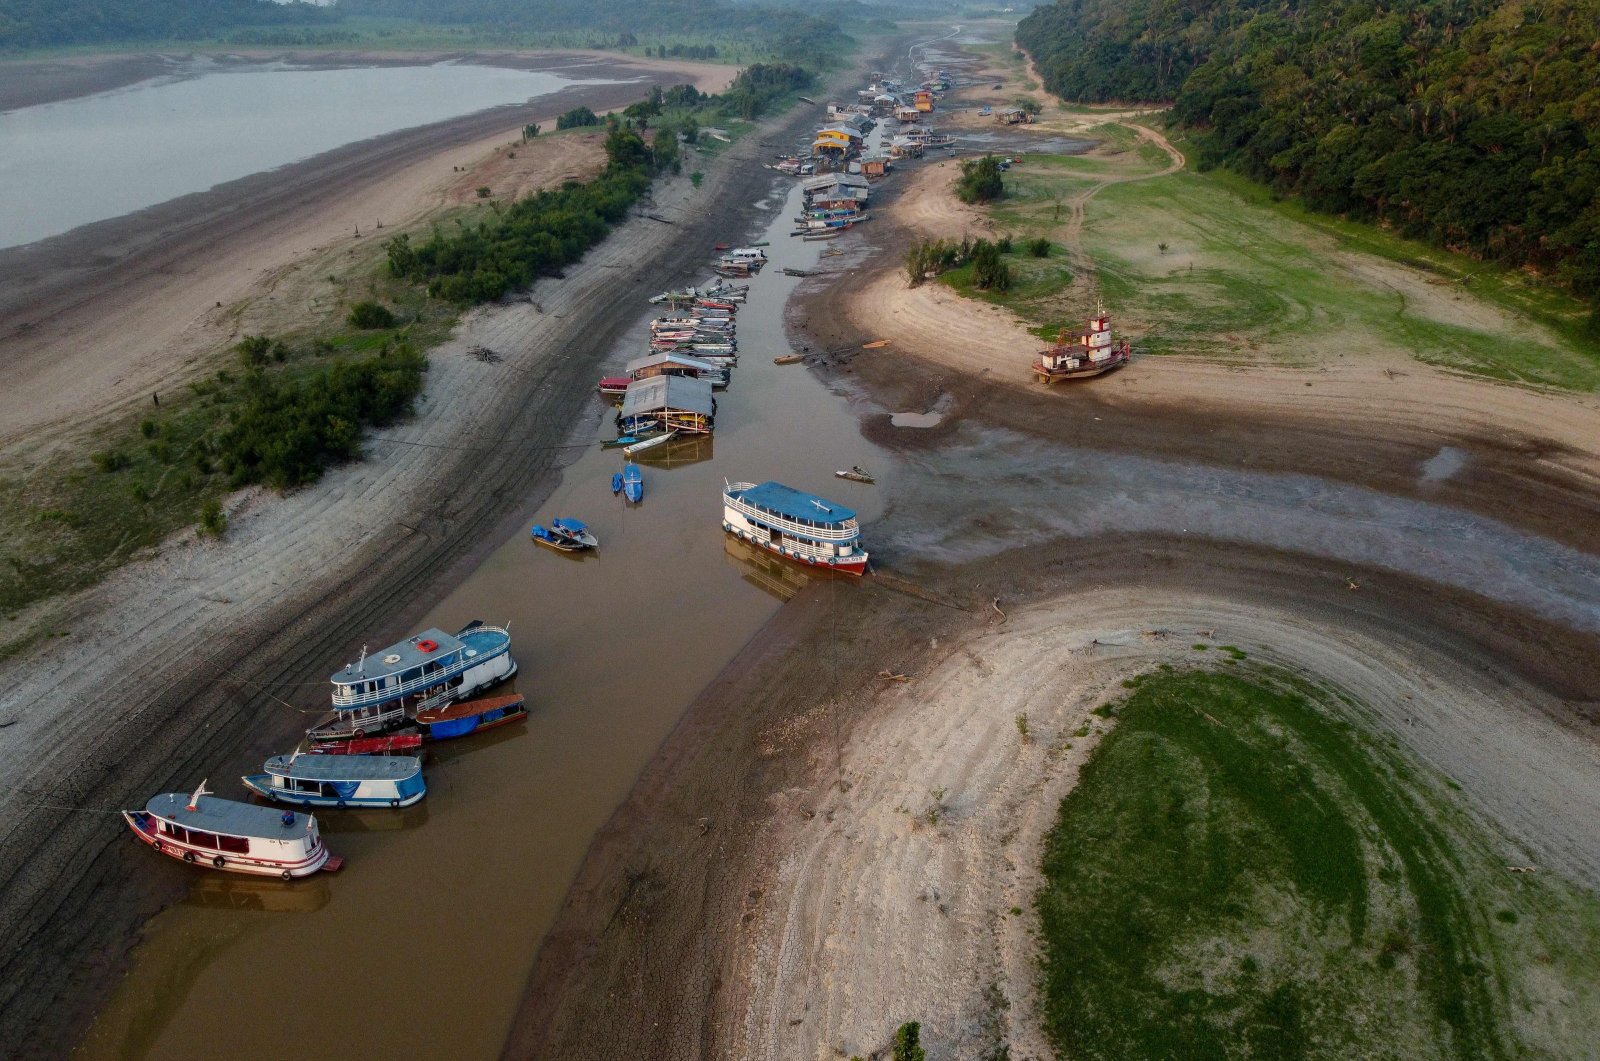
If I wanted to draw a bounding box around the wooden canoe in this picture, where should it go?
[773,354,804,365]
[309,734,423,756]
[414,694,527,741]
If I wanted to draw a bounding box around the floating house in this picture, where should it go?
[722,480,869,576]
[626,351,729,389]
[895,105,921,124]
[998,108,1033,125]
[243,754,426,809]
[617,374,716,436]
[860,154,892,178]
[914,88,935,112]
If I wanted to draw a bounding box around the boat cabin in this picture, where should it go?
[243,754,426,809]
[618,375,716,436]
[626,352,728,389]
[722,480,869,575]
[318,624,515,740]
[125,791,331,878]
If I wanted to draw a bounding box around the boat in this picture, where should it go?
[307,733,422,756]
[531,518,599,552]
[243,754,426,809]
[598,376,630,400]
[722,480,870,575]
[623,431,676,458]
[123,782,339,879]
[802,232,840,242]
[414,693,528,741]
[863,339,891,349]
[611,471,623,494]
[622,463,644,502]
[602,435,642,449]
[312,622,516,742]
[1033,309,1131,383]
[773,354,804,365]
[835,466,876,484]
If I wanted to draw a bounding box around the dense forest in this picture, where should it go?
[1016,0,1600,311]
[0,0,329,49]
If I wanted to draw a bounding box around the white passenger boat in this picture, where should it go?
[722,481,869,575]
[242,754,426,809]
[310,621,516,742]
[123,782,339,879]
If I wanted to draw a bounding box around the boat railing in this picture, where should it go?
[332,661,464,709]
[724,491,859,542]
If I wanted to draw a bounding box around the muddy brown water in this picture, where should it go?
[74,178,886,1061]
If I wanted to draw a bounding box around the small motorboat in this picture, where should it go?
[773,354,804,365]
[307,734,422,756]
[622,463,643,503]
[835,466,876,484]
[611,472,623,494]
[414,693,528,741]
[597,376,630,399]
[623,431,676,458]
[602,436,639,449]
[531,518,599,552]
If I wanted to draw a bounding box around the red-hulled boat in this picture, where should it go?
[308,733,423,756]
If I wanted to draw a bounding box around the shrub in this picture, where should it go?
[691,171,704,188]
[894,1022,926,1061]
[92,450,130,473]
[139,418,159,439]
[1029,237,1052,257]
[130,482,151,503]
[237,334,273,366]
[971,240,1013,291]
[198,499,227,539]
[555,106,601,130]
[996,235,1013,254]
[347,300,398,329]
[957,155,1005,204]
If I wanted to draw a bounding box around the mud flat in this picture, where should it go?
[0,60,818,1057]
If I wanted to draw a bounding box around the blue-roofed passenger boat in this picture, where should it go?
[242,754,426,809]
[123,782,339,879]
[310,621,516,742]
[722,480,869,576]
[414,693,528,741]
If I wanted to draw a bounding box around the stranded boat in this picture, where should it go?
[531,518,599,552]
[1034,309,1131,383]
[312,622,516,742]
[242,754,426,809]
[722,480,869,575]
[124,783,338,879]
[835,466,875,484]
[414,693,528,741]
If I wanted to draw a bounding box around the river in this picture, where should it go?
[75,172,887,1061]
[0,60,618,249]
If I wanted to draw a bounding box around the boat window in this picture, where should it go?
[161,821,184,841]
[189,830,219,850]
[218,835,250,854]
[401,667,422,685]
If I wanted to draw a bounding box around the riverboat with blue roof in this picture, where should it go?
[310,621,515,742]
[242,754,426,809]
[722,480,869,575]
[123,783,338,879]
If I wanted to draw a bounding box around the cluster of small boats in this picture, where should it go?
[125,623,522,878]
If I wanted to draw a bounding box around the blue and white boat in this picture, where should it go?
[722,480,869,575]
[531,518,598,552]
[622,463,643,503]
[242,754,426,809]
[310,621,516,741]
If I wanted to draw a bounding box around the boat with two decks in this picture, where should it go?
[242,754,426,809]
[1033,309,1131,383]
[311,622,516,742]
[123,783,340,879]
[722,480,869,576]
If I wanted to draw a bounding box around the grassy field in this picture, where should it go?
[1036,666,1600,1060]
[940,123,1600,389]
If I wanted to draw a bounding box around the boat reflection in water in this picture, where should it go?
[722,535,853,602]
[632,433,714,470]
[313,802,431,836]
[183,873,333,914]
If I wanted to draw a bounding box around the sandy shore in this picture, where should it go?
[0,56,791,1054]
[0,51,732,448]
[504,31,1600,1061]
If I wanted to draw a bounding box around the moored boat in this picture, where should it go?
[722,480,869,575]
[773,354,804,365]
[308,733,422,756]
[243,754,426,809]
[124,783,338,879]
[414,693,528,741]
[622,463,644,502]
[531,518,599,552]
[312,622,516,742]
[598,376,630,400]
[835,466,875,484]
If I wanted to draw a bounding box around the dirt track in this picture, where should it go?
[0,62,817,1057]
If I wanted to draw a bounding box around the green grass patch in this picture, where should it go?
[938,250,1075,336]
[1036,668,1600,1060]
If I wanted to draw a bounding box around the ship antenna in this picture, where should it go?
[357,644,367,675]
[187,779,211,811]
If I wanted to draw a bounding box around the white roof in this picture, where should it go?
[625,352,719,376]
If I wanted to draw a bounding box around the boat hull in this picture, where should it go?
[241,775,426,809]
[123,811,332,878]
[415,695,528,741]
[722,525,868,576]
[309,734,423,756]
[1033,354,1128,383]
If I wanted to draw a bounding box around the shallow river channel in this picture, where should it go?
[76,178,886,1059]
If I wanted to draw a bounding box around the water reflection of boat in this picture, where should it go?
[632,433,714,469]
[722,535,815,602]
[316,801,431,834]
[184,873,334,913]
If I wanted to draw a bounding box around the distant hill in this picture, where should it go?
[0,0,331,49]
[1017,0,1600,315]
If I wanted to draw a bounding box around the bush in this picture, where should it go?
[555,106,601,130]
[957,155,1005,204]
[139,418,159,439]
[996,235,1013,254]
[894,1022,926,1061]
[1029,237,1052,258]
[475,186,492,199]
[198,499,227,539]
[347,300,398,329]
[972,240,1013,291]
[92,450,130,473]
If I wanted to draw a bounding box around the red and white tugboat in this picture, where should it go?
[1033,308,1131,383]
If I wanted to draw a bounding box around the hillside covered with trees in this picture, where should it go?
[0,0,329,49]
[1016,0,1600,314]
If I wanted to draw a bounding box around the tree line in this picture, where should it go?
[1017,0,1600,322]
[0,0,329,49]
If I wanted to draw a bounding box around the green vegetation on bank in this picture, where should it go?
[1036,667,1600,1060]
[0,0,328,50]
[1016,0,1600,325]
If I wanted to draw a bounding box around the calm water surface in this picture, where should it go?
[76,178,887,1061]
[0,61,616,249]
